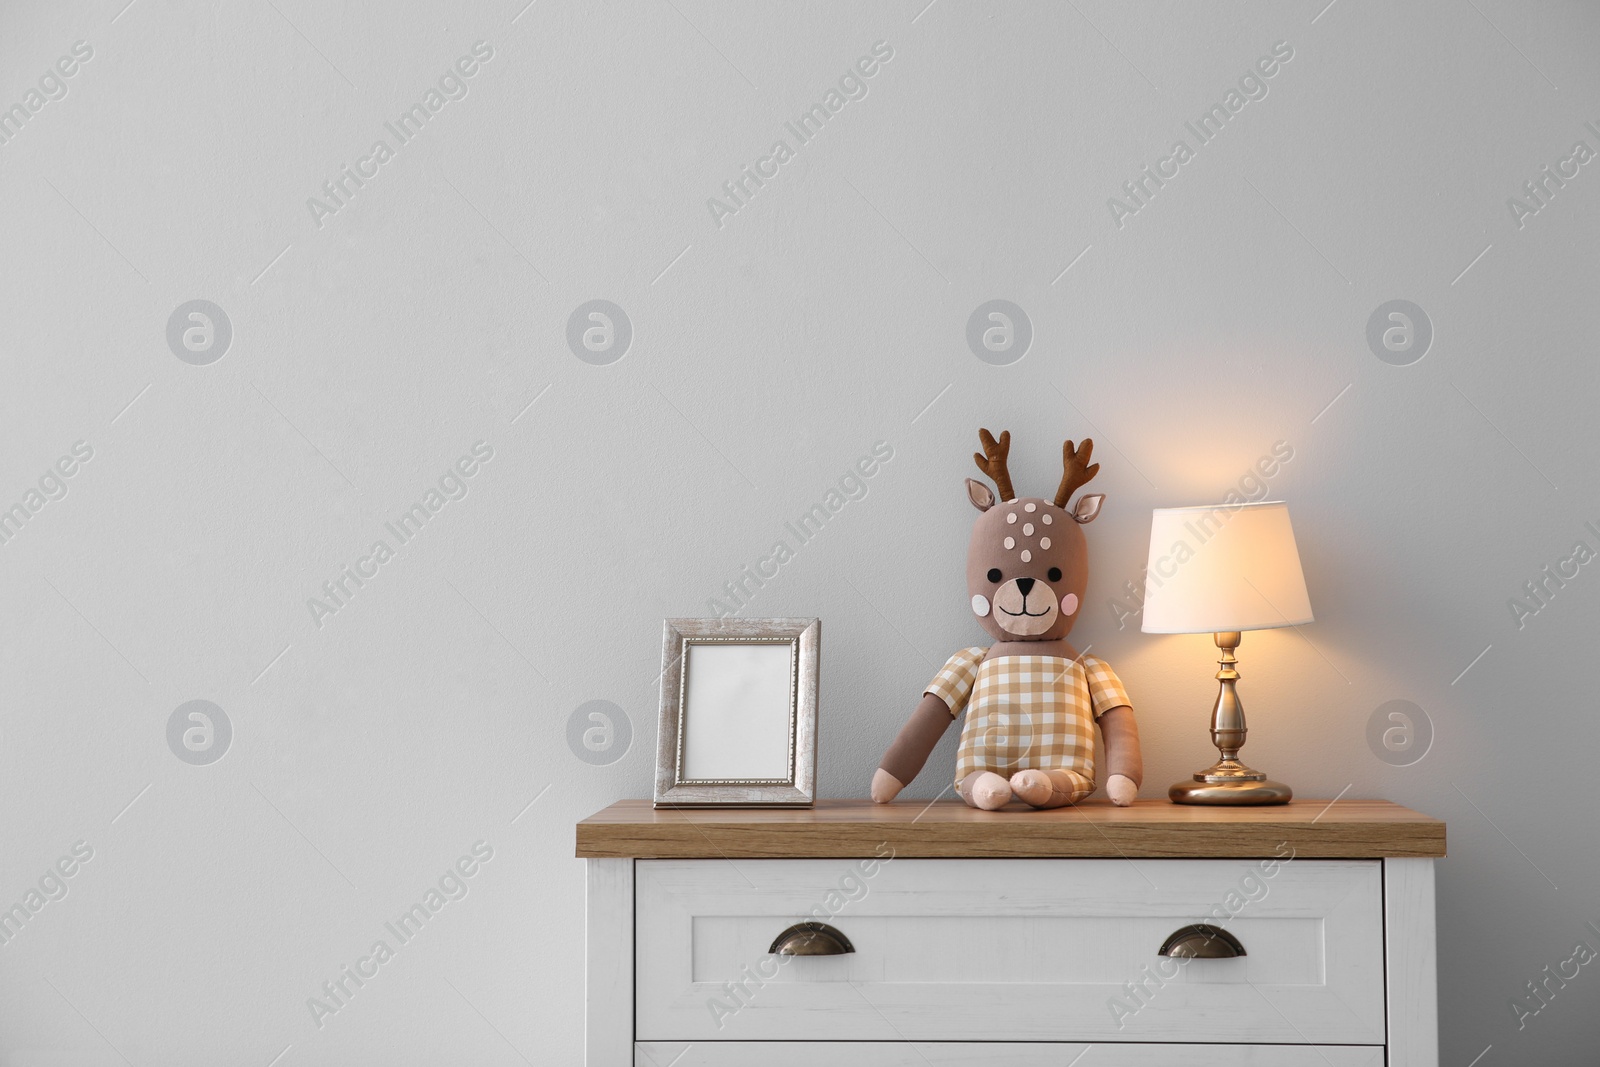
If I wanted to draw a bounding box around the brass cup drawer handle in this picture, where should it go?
[1157,923,1247,959]
[768,922,855,956]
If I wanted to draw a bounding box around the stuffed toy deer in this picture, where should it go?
[871,429,1143,810]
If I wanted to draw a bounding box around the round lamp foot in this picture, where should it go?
[1169,778,1293,805]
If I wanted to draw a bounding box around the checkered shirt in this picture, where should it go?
[925,646,1132,787]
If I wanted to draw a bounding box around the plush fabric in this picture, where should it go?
[956,771,1013,811]
[1097,705,1143,788]
[1010,768,1093,808]
[872,428,1145,809]
[973,428,1015,502]
[926,649,1129,789]
[965,497,1089,645]
[877,692,952,789]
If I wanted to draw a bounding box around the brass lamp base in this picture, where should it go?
[1170,772,1293,805]
[1169,632,1294,806]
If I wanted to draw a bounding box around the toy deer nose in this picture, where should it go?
[1015,578,1036,596]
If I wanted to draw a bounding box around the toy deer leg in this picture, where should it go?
[957,771,1012,810]
[1010,768,1093,809]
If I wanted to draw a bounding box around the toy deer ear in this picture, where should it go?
[966,478,996,512]
[1072,493,1105,524]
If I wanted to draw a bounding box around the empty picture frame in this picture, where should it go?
[653,618,820,808]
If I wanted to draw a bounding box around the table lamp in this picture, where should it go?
[1141,501,1312,805]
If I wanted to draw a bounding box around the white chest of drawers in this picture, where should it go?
[577,799,1445,1067]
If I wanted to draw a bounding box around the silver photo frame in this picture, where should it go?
[653,618,820,808]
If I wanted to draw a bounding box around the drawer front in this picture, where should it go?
[636,857,1385,1044]
[636,1042,1385,1067]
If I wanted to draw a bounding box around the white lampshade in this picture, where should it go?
[1141,501,1313,634]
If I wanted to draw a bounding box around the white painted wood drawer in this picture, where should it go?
[636,857,1385,1044]
[636,1042,1386,1067]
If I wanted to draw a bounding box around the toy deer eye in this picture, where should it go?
[986,568,1002,583]
[1047,567,1062,582]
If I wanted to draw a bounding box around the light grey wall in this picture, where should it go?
[1,0,1597,1063]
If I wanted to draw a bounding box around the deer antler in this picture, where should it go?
[973,428,1015,502]
[1054,438,1100,508]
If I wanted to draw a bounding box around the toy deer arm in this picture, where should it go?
[1098,704,1143,805]
[871,693,953,803]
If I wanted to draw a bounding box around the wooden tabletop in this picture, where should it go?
[575,798,1445,859]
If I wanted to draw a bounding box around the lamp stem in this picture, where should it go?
[1167,631,1292,804]
[1209,630,1253,769]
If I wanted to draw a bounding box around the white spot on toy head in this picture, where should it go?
[1007,512,1017,524]
[971,594,991,618]
[1020,549,1032,563]
[1024,502,1037,513]
[1042,513,1053,525]
[1061,593,1078,615]
[1040,536,1051,549]
[1023,523,1034,536]
[1004,536,1015,549]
